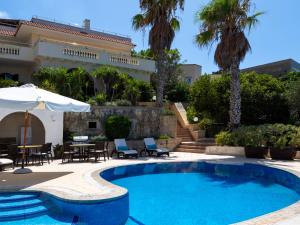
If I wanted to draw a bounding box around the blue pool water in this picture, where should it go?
[112,168,300,225]
[1,162,300,225]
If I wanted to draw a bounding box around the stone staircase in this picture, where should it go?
[176,138,216,153]
[172,103,216,154]
[176,122,194,142]
[175,121,216,153]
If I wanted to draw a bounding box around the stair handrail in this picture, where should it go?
[171,103,189,128]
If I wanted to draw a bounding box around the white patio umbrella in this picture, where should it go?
[0,84,90,173]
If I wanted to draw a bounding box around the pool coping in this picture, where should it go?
[1,156,300,224]
[92,160,300,225]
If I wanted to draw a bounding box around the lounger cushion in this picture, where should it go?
[147,144,157,150]
[157,148,169,153]
[0,158,13,165]
[118,146,129,151]
[121,150,138,155]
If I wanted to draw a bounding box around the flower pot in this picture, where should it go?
[270,147,297,160]
[244,146,269,159]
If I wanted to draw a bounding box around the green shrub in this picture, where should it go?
[165,81,190,102]
[199,118,214,130]
[186,106,198,124]
[87,98,97,106]
[33,67,93,101]
[268,124,298,148]
[291,127,300,148]
[137,81,154,102]
[115,99,132,106]
[215,124,299,148]
[190,72,290,125]
[95,93,106,106]
[104,100,132,106]
[104,115,131,140]
[215,131,236,146]
[63,130,74,142]
[0,79,18,88]
[90,135,108,143]
[159,135,170,140]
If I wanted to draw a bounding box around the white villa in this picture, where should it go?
[0,17,156,146]
[0,17,155,83]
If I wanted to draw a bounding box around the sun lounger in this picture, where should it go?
[113,139,138,158]
[144,138,170,157]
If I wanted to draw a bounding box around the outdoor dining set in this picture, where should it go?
[0,135,170,171]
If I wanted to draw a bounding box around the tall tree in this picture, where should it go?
[195,0,263,128]
[132,0,184,107]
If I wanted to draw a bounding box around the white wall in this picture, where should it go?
[0,108,64,145]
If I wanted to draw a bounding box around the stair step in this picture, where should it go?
[0,199,43,211]
[181,141,215,145]
[178,145,206,149]
[0,193,39,203]
[176,148,206,153]
[0,205,48,221]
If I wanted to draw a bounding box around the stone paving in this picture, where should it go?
[1,152,300,225]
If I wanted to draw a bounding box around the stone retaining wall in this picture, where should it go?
[205,146,245,156]
[64,106,177,139]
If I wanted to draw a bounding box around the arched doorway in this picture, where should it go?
[0,112,45,145]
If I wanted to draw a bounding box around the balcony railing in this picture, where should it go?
[0,47,20,56]
[0,43,33,62]
[34,40,155,72]
[63,48,99,60]
[110,55,139,66]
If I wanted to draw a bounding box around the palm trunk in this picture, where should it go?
[156,52,166,107]
[229,58,241,129]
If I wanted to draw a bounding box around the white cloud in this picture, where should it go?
[0,11,10,19]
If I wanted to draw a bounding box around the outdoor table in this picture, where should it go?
[69,143,95,161]
[17,145,43,166]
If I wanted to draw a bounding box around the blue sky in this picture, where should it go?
[1,0,299,73]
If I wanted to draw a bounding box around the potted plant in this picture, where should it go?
[241,126,269,159]
[290,127,300,153]
[269,124,297,160]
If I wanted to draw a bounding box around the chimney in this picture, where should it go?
[83,19,90,30]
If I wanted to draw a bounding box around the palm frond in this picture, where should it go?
[132,14,146,30]
[170,18,180,31]
[244,11,264,30]
[195,30,215,47]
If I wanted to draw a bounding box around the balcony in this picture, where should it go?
[0,43,34,62]
[35,40,156,73]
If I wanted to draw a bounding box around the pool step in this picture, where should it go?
[0,193,48,221]
[0,193,39,203]
[0,205,48,221]
[0,198,43,211]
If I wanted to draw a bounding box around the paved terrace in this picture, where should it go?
[1,152,300,225]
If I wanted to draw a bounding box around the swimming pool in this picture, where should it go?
[101,162,300,225]
[1,162,300,225]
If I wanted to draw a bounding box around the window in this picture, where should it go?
[0,73,19,81]
[88,121,97,129]
[185,76,192,84]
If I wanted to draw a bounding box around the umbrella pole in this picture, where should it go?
[22,110,29,169]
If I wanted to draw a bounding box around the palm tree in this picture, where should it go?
[195,0,263,129]
[132,0,184,107]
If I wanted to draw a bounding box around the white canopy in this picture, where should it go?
[0,84,90,112]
